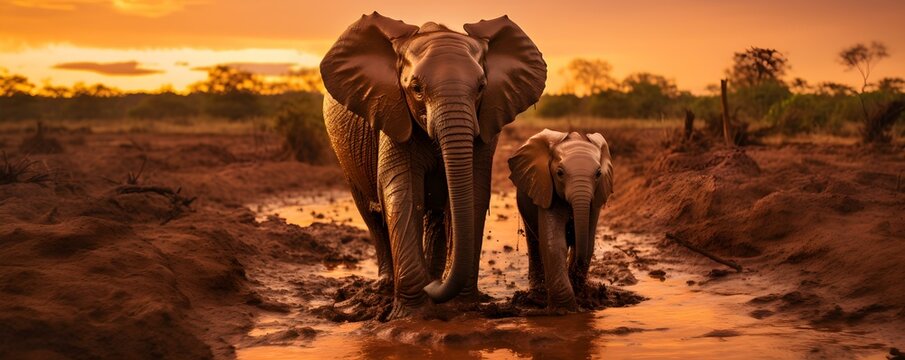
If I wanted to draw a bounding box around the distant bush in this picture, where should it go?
[536,94,581,118]
[731,80,792,121]
[585,90,630,118]
[129,93,199,119]
[688,96,723,134]
[203,92,261,120]
[766,95,834,135]
[765,91,903,136]
[859,91,905,143]
[0,95,39,121]
[273,94,333,164]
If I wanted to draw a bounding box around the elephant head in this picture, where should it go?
[320,13,546,302]
[508,129,614,294]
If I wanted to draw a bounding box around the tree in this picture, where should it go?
[724,47,791,120]
[876,77,904,94]
[0,68,35,97]
[190,65,263,94]
[815,82,856,97]
[727,47,789,87]
[790,78,811,93]
[839,42,888,93]
[559,58,616,96]
[0,69,38,120]
[190,65,263,119]
[838,41,893,142]
[535,94,582,118]
[268,67,324,94]
[61,82,123,119]
[38,83,71,98]
[70,82,121,97]
[621,72,679,118]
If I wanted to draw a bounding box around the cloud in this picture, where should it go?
[53,61,163,76]
[111,0,204,17]
[7,0,101,11]
[191,62,298,76]
[6,0,204,17]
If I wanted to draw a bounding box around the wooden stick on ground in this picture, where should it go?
[665,232,742,272]
[720,79,734,147]
[116,185,197,225]
[683,109,695,141]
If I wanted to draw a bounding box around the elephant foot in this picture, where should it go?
[570,278,589,295]
[385,298,430,321]
[371,275,394,293]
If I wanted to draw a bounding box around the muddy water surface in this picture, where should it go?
[241,192,889,359]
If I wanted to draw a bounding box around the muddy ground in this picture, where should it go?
[0,120,903,359]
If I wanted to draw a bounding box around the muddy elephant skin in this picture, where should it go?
[508,130,614,311]
[319,12,546,318]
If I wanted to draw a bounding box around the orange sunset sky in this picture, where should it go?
[1,0,903,94]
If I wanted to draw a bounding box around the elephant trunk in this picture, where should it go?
[569,183,594,290]
[423,106,476,303]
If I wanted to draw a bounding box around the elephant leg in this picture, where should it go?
[518,192,544,293]
[323,95,388,283]
[349,186,392,285]
[423,208,447,279]
[539,205,578,311]
[378,135,430,319]
[459,136,497,299]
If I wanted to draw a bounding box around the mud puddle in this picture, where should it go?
[240,192,891,359]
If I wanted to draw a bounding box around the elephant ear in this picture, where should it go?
[464,16,547,144]
[587,133,614,208]
[320,12,418,143]
[508,129,566,208]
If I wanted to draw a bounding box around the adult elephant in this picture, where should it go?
[320,12,546,319]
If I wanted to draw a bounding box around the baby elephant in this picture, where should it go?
[508,129,614,311]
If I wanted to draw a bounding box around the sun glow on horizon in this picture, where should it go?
[0,44,321,92]
[1,0,904,94]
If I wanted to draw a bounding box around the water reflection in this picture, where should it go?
[239,193,891,360]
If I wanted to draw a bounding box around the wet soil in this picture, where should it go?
[2,122,902,359]
[237,192,894,359]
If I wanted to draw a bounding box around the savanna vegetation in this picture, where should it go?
[2,42,903,154]
[534,43,905,144]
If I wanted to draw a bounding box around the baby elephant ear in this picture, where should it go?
[508,129,567,208]
[464,16,547,144]
[587,133,614,208]
[320,12,419,143]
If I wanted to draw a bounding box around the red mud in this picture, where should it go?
[595,130,905,336]
[1,122,903,359]
[0,126,345,359]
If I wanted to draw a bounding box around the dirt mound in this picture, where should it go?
[18,123,63,155]
[0,202,238,359]
[603,143,905,331]
[0,129,347,359]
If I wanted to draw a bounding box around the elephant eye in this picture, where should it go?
[595,168,602,178]
[556,168,565,177]
[477,79,486,92]
[411,82,423,94]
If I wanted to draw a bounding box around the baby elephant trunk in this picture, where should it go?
[569,186,594,292]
